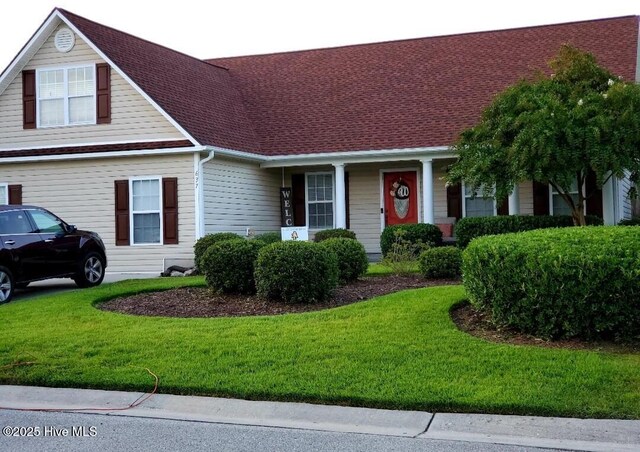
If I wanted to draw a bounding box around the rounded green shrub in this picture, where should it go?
[314,228,357,242]
[201,240,264,294]
[253,232,282,245]
[318,238,368,283]
[255,241,338,303]
[193,233,243,270]
[462,226,640,341]
[454,215,604,248]
[380,224,442,256]
[419,247,462,279]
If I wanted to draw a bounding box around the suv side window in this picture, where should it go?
[0,210,35,234]
[29,210,65,235]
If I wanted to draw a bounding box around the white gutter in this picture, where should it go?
[195,149,215,239]
[202,145,454,167]
[203,145,267,163]
[259,146,453,168]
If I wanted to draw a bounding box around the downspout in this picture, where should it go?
[194,150,215,239]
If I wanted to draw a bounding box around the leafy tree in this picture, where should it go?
[447,45,640,225]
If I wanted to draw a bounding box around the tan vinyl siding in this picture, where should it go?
[0,24,184,150]
[518,181,534,215]
[0,154,195,272]
[203,158,281,236]
[620,172,633,220]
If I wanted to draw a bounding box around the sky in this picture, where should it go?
[0,0,638,71]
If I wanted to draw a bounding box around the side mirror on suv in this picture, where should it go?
[66,224,77,234]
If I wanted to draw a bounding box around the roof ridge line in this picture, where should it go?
[206,15,638,62]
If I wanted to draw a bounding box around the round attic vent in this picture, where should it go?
[54,27,75,53]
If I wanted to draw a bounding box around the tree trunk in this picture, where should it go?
[571,208,586,226]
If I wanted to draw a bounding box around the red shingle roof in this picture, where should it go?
[208,16,639,156]
[58,11,639,157]
[58,8,261,152]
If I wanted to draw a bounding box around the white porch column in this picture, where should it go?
[602,175,616,225]
[421,158,434,224]
[333,163,347,229]
[508,184,520,215]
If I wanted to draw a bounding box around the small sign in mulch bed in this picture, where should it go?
[451,302,640,353]
[99,275,459,318]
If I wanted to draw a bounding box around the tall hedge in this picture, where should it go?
[454,215,604,248]
[380,224,443,256]
[462,226,640,340]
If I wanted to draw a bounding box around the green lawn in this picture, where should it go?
[1,276,639,419]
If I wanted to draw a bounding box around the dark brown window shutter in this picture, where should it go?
[96,63,111,124]
[446,183,462,220]
[162,178,179,244]
[585,171,603,218]
[292,174,306,226]
[497,198,509,215]
[533,181,550,215]
[344,171,350,230]
[22,70,36,129]
[114,180,130,246]
[8,185,22,205]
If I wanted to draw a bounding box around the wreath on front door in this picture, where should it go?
[389,179,410,219]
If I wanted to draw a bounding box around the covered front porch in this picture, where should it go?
[262,152,614,254]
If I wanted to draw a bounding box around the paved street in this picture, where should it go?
[0,410,560,452]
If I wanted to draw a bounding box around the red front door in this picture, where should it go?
[383,171,418,226]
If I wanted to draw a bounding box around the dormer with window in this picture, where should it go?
[20,26,111,130]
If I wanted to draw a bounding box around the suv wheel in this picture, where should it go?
[74,252,105,288]
[0,266,14,303]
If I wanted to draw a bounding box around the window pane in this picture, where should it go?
[0,186,6,204]
[133,213,160,244]
[552,194,579,216]
[132,180,160,211]
[466,197,494,217]
[39,99,64,126]
[68,67,94,97]
[29,210,64,234]
[0,211,34,234]
[39,69,64,99]
[69,96,95,124]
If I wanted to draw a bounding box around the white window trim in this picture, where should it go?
[461,181,497,218]
[549,181,585,216]
[0,184,7,204]
[305,172,335,230]
[129,176,163,246]
[35,64,96,128]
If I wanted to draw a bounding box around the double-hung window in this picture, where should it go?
[306,173,334,229]
[130,178,162,245]
[0,185,7,205]
[551,180,580,216]
[463,184,495,217]
[37,66,95,127]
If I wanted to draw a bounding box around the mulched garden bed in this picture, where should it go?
[99,275,459,318]
[451,302,640,353]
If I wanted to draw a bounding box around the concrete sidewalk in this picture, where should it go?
[0,385,638,451]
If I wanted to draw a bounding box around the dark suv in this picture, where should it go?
[0,205,107,303]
